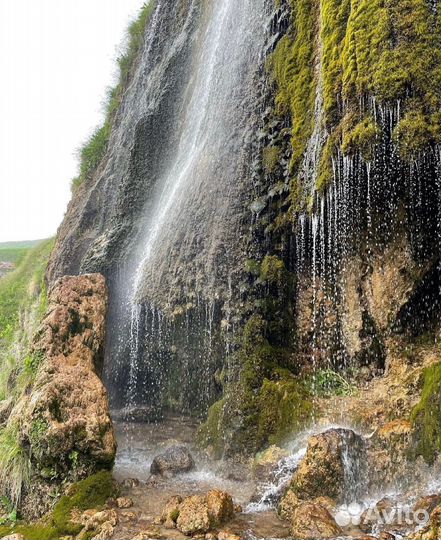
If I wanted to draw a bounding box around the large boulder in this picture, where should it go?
[7,274,116,517]
[150,445,195,477]
[290,428,365,503]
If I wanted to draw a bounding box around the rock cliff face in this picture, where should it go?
[47,0,441,463]
[4,274,115,518]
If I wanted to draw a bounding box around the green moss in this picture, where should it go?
[197,398,226,460]
[262,145,282,174]
[268,0,318,171]
[260,255,287,285]
[271,0,441,198]
[72,1,156,191]
[411,362,441,464]
[52,471,118,536]
[0,472,117,538]
[257,377,313,448]
[342,116,380,161]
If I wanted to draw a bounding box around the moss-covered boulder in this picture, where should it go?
[3,274,116,518]
[411,362,441,464]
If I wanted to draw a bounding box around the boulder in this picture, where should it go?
[290,502,342,539]
[116,496,133,509]
[150,445,195,477]
[162,490,235,535]
[291,428,365,503]
[8,274,116,518]
[414,494,441,515]
[409,506,441,540]
[176,495,212,536]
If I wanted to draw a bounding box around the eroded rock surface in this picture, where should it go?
[7,274,116,517]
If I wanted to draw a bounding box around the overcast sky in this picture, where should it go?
[0,0,146,242]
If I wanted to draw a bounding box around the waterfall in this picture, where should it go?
[104,0,269,416]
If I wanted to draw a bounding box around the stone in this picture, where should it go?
[218,532,242,540]
[116,496,133,509]
[169,490,236,535]
[160,495,182,528]
[206,489,234,526]
[413,494,441,515]
[379,533,396,540]
[253,445,289,480]
[291,428,365,503]
[132,529,162,540]
[408,506,441,540]
[290,502,343,539]
[120,477,140,489]
[91,521,114,540]
[1,535,24,540]
[176,495,211,535]
[119,510,137,522]
[84,509,118,530]
[279,490,301,522]
[150,445,195,477]
[10,274,116,521]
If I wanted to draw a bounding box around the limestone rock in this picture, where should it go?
[160,495,183,528]
[176,495,211,535]
[163,490,235,535]
[150,445,195,477]
[290,502,342,539]
[116,496,133,509]
[10,274,116,517]
[291,428,365,503]
[1,535,25,540]
[206,489,234,526]
[218,532,242,540]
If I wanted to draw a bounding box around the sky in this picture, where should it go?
[0,0,146,243]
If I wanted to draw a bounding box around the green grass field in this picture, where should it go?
[0,240,43,265]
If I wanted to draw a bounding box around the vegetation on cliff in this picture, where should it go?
[0,239,54,401]
[411,362,441,464]
[71,1,156,191]
[269,0,441,202]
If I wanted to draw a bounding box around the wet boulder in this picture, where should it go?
[150,445,195,477]
[290,502,342,539]
[290,428,365,503]
[161,490,235,535]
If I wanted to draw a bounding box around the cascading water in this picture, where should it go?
[104,0,269,417]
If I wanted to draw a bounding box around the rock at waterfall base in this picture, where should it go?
[290,502,342,539]
[290,428,364,503]
[150,445,195,477]
[161,490,235,535]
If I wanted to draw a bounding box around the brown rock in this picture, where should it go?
[119,510,137,522]
[150,445,195,477]
[91,521,115,540]
[160,495,183,528]
[10,274,116,520]
[206,489,234,526]
[279,490,301,522]
[116,496,133,509]
[290,502,342,539]
[176,495,211,535]
[413,494,441,515]
[120,477,140,489]
[218,532,242,540]
[132,528,162,540]
[1,535,25,540]
[379,533,396,540]
[291,428,365,503]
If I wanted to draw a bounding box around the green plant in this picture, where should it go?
[0,425,31,506]
[307,369,356,398]
[72,1,156,191]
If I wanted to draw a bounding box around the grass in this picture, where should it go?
[0,424,31,506]
[0,239,54,401]
[71,1,156,191]
[306,368,356,398]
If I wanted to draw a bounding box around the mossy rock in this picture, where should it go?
[0,471,119,539]
[411,362,441,464]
